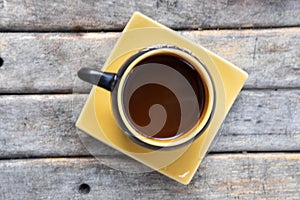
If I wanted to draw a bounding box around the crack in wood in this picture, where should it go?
[253,37,258,65]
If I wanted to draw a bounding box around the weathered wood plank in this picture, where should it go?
[0,94,89,157]
[0,154,299,199]
[0,90,299,158]
[0,28,299,93]
[0,0,299,31]
[181,28,300,89]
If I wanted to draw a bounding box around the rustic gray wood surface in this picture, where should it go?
[0,154,299,200]
[0,28,299,93]
[0,91,299,158]
[0,0,299,31]
[0,1,299,199]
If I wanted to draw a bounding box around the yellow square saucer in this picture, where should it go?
[76,12,248,184]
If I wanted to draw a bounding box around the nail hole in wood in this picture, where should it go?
[0,57,3,67]
[79,183,90,194]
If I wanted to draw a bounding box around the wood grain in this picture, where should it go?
[0,0,299,31]
[0,154,299,199]
[0,90,299,158]
[0,28,299,93]
[0,0,299,197]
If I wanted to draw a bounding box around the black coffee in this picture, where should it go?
[122,55,205,139]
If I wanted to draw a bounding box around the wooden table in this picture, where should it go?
[0,1,299,199]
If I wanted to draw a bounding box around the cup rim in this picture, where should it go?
[115,45,216,148]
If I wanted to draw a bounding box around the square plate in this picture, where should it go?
[76,12,248,184]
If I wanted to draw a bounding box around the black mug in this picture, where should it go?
[78,45,215,149]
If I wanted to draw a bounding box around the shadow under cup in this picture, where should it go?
[113,47,215,149]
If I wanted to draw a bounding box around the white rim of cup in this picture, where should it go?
[117,47,215,148]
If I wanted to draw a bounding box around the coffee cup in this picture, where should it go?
[78,45,215,149]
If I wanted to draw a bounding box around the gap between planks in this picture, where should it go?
[1,151,300,161]
[1,25,300,33]
[1,87,300,95]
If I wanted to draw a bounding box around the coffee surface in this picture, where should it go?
[122,55,205,139]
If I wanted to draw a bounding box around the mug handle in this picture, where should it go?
[77,68,118,91]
